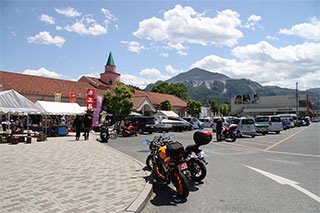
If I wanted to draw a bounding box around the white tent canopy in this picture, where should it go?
[155,110,179,118]
[0,90,43,114]
[35,101,86,115]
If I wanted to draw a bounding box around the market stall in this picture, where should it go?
[0,90,43,142]
[35,101,86,136]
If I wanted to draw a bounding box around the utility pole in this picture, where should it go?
[296,82,299,115]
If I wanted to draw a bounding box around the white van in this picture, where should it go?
[256,116,283,134]
[229,117,256,138]
[199,118,213,128]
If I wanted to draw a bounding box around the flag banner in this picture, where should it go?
[55,93,61,102]
[92,96,103,127]
[70,93,77,103]
[86,89,95,111]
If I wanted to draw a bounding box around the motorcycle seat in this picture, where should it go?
[185,144,199,152]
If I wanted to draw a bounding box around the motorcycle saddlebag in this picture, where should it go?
[166,141,184,157]
[193,130,212,145]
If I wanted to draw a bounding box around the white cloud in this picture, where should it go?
[39,14,55,24]
[55,7,81,17]
[23,67,63,78]
[133,5,243,51]
[248,15,261,22]
[64,15,107,36]
[166,65,184,74]
[27,31,65,48]
[56,26,63,30]
[266,35,278,40]
[279,17,320,41]
[140,68,171,80]
[101,8,118,21]
[191,41,320,90]
[121,41,147,53]
[120,74,153,89]
[243,14,262,30]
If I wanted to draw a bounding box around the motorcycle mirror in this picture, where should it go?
[169,135,175,139]
[141,140,149,145]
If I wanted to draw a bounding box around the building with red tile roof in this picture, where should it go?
[0,52,187,116]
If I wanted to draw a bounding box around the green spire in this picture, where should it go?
[106,52,115,66]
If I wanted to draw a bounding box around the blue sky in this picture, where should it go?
[1,0,319,90]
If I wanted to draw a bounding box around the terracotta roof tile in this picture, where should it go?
[0,70,187,108]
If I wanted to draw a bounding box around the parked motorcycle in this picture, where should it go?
[183,130,212,182]
[221,123,237,142]
[143,130,212,183]
[152,140,190,198]
[121,123,137,137]
[98,124,110,143]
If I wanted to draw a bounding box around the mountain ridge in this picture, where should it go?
[144,68,319,109]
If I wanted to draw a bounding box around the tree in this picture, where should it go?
[102,81,134,121]
[187,99,202,118]
[160,99,173,111]
[220,103,230,116]
[151,82,188,100]
[210,100,220,116]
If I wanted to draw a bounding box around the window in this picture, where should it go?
[256,117,268,122]
[271,117,281,122]
[242,119,254,124]
[109,78,113,85]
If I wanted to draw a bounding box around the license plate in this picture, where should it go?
[178,162,188,171]
[247,126,251,129]
[197,151,205,159]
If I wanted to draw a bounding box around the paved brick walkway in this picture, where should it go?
[0,133,150,213]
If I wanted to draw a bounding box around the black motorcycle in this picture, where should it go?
[182,130,212,182]
[99,124,110,143]
[143,130,212,183]
[152,140,190,198]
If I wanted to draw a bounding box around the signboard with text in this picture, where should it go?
[86,89,95,111]
[70,93,77,103]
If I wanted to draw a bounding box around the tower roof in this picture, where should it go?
[106,52,115,66]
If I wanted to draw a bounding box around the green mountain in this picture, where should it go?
[144,68,320,109]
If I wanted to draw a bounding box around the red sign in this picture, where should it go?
[70,93,77,103]
[87,89,95,111]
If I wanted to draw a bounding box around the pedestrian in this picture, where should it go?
[83,114,91,140]
[216,118,223,142]
[73,115,82,141]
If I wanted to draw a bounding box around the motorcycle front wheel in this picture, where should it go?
[146,154,154,171]
[173,170,189,198]
[187,158,207,182]
[153,163,166,181]
[231,133,237,142]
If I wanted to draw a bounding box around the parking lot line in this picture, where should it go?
[235,140,270,147]
[263,127,307,151]
[212,141,265,152]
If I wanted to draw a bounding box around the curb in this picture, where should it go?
[104,144,153,213]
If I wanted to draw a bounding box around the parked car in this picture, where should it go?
[199,118,213,128]
[229,117,256,138]
[279,114,298,127]
[255,123,270,135]
[168,117,190,131]
[281,118,291,130]
[303,116,310,126]
[255,116,283,134]
[126,116,155,134]
[183,117,203,129]
[311,117,318,122]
